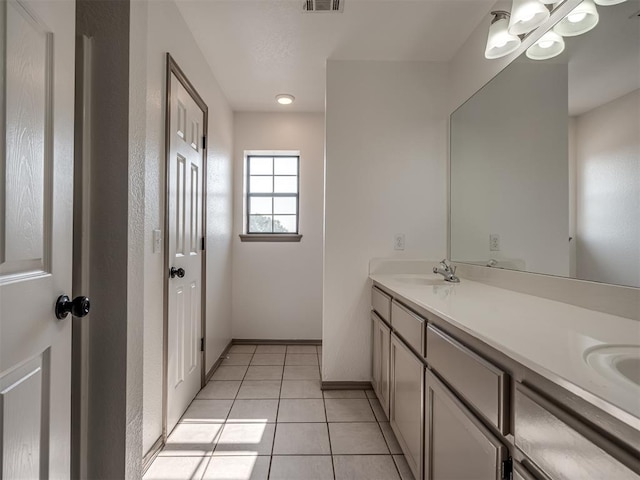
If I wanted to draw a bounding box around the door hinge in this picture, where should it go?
[202,135,207,149]
[201,236,206,251]
[501,457,512,480]
[200,338,204,352]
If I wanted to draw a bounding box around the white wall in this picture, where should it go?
[132,0,234,456]
[574,89,640,287]
[447,0,517,113]
[232,113,325,340]
[323,61,448,382]
[450,61,570,277]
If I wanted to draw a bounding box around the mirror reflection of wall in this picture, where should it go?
[450,0,640,288]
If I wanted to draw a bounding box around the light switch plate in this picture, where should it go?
[153,229,162,253]
[394,234,405,251]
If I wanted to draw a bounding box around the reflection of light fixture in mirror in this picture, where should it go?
[594,0,627,5]
[526,30,565,59]
[508,0,550,35]
[554,0,599,36]
[485,11,522,59]
[276,94,295,105]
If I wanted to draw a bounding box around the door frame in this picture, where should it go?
[162,53,208,440]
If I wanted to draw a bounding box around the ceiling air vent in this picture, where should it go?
[303,0,344,13]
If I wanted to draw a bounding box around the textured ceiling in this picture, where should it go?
[176,0,495,112]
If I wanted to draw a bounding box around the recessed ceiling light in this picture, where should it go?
[276,94,295,105]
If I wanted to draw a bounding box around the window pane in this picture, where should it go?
[273,215,297,233]
[249,215,272,233]
[249,157,273,175]
[250,176,273,193]
[274,176,297,193]
[249,196,273,215]
[274,197,296,215]
[274,157,298,175]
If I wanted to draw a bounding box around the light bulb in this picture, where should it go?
[554,0,599,36]
[526,30,565,60]
[568,11,587,23]
[485,11,522,59]
[520,9,536,22]
[508,0,550,35]
[494,37,508,48]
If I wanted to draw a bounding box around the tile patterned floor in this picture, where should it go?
[144,344,415,480]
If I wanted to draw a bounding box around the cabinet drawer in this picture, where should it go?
[515,384,640,480]
[391,300,425,356]
[371,286,391,324]
[426,324,508,434]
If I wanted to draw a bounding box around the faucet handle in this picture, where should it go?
[451,265,457,275]
[439,259,450,271]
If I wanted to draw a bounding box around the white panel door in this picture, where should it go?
[0,0,75,478]
[166,73,204,434]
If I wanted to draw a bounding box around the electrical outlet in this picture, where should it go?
[394,234,405,251]
[153,229,162,253]
[489,234,500,252]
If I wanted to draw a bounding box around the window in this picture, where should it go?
[245,155,300,238]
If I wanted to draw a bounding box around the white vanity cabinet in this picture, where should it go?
[371,312,391,418]
[370,281,640,480]
[390,332,425,480]
[424,368,508,480]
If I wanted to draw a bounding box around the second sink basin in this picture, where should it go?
[584,345,640,388]
[392,274,446,286]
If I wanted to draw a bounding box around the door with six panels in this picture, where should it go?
[166,60,206,435]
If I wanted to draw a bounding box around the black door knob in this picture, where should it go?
[170,267,185,279]
[55,295,91,320]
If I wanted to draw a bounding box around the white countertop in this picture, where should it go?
[370,272,640,430]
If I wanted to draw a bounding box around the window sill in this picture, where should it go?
[239,234,303,243]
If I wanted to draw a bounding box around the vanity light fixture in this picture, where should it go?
[526,30,565,59]
[554,0,599,36]
[276,94,295,105]
[508,0,550,35]
[485,11,522,59]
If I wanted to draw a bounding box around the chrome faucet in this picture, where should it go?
[433,259,460,283]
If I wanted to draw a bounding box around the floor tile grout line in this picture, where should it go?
[209,348,254,457]
[198,454,213,480]
[321,390,337,480]
[370,396,404,480]
[268,347,290,480]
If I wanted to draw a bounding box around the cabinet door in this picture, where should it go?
[425,368,508,480]
[379,319,391,419]
[390,333,424,480]
[372,314,381,395]
[371,313,391,419]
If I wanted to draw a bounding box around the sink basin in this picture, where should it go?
[391,274,446,286]
[584,345,640,388]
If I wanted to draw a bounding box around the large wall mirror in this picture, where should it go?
[450,0,640,288]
